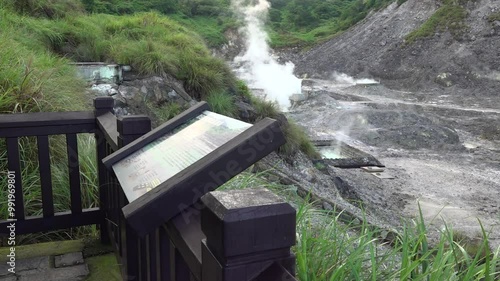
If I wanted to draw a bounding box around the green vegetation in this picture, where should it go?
[81,0,235,47]
[405,3,468,45]
[2,1,499,279]
[281,121,321,159]
[148,101,184,123]
[267,0,395,47]
[168,14,234,48]
[78,0,403,48]
[0,0,242,243]
[85,254,121,281]
[205,91,237,117]
[0,135,100,243]
[487,11,500,23]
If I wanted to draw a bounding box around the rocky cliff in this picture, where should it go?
[294,0,500,106]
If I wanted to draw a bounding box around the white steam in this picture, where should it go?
[331,72,379,86]
[232,0,301,110]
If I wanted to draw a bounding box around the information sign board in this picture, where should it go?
[112,111,251,202]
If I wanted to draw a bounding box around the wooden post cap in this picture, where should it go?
[201,188,296,261]
[93,97,114,109]
[117,115,151,135]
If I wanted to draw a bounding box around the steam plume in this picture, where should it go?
[232,0,301,110]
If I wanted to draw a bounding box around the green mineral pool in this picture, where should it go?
[317,146,345,159]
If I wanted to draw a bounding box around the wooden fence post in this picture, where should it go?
[117,115,151,281]
[201,188,297,281]
[94,96,114,116]
[94,97,114,244]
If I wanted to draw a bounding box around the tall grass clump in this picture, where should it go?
[0,10,87,113]
[147,101,184,123]
[280,121,321,159]
[205,91,236,117]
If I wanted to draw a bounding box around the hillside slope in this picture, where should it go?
[295,0,500,107]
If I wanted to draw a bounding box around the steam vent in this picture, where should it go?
[312,139,384,169]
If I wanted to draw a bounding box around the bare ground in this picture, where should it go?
[285,80,500,248]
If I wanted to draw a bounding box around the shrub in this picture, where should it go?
[405,5,468,45]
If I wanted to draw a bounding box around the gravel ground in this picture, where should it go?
[287,80,500,249]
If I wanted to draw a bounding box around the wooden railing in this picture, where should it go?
[0,97,298,281]
[0,109,103,235]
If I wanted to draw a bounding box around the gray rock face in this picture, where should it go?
[235,101,257,122]
[212,28,246,60]
[293,0,500,101]
[88,73,194,124]
[118,75,191,108]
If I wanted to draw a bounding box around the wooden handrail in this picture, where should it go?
[0,112,96,138]
[0,111,96,128]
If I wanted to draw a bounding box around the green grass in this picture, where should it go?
[405,4,468,45]
[280,121,321,159]
[147,101,185,124]
[266,0,394,48]
[0,14,88,113]
[205,91,237,117]
[169,14,236,48]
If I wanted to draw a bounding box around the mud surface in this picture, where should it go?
[287,80,500,248]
